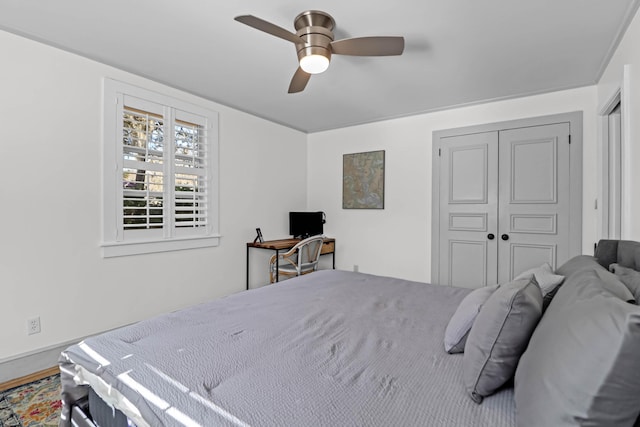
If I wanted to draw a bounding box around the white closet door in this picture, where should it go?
[497,123,570,282]
[438,131,498,289]
[436,120,574,288]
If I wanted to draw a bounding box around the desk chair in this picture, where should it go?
[269,235,325,283]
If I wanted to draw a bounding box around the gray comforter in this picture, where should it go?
[59,270,516,426]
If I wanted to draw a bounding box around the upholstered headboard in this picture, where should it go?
[594,239,640,271]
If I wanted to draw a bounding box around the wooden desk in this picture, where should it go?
[246,238,335,290]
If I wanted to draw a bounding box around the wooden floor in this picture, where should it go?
[0,366,59,392]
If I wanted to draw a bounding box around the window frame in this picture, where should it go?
[102,78,220,257]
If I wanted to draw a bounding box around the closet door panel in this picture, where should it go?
[439,132,498,288]
[497,123,570,283]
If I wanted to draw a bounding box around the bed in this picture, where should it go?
[59,240,640,427]
[59,270,515,427]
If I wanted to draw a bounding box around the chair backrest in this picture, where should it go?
[292,235,325,272]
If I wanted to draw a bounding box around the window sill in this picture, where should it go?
[101,235,221,258]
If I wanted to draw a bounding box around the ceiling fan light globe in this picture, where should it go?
[300,54,330,74]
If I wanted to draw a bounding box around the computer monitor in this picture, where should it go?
[289,212,324,238]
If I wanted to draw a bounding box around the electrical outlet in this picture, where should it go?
[27,317,41,335]
[353,265,359,272]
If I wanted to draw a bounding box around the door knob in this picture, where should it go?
[501,234,509,241]
[487,233,495,240]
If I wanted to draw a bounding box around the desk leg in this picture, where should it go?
[246,246,250,290]
[275,249,280,282]
[333,247,336,269]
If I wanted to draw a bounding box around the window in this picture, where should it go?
[102,79,219,257]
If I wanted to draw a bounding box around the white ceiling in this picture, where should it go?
[1,0,638,133]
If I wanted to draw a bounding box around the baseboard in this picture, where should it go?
[0,340,77,383]
[0,366,60,391]
[0,324,133,384]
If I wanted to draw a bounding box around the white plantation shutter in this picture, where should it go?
[173,111,209,235]
[122,106,165,234]
[102,79,219,257]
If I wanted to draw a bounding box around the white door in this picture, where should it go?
[497,123,570,283]
[435,118,576,288]
[438,131,498,288]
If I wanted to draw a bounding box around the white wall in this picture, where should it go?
[597,7,640,240]
[4,4,637,368]
[0,30,307,362]
[308,87,598,283]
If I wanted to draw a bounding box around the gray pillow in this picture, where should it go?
[610,263,640,302]
[595,267,636,303]
[610,262,631,274]
[514,262,564,296]
[542,255,601,312]
[444,284,499,354]
[555,254,604,277]
[550,255,634,307]
[515,268,640,426]
[463,277,542,403]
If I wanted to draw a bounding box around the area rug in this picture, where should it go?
[0,374,61,427]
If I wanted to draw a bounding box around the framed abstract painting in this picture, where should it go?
[343,150,385,209]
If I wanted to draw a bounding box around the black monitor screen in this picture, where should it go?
[289,212,324,238]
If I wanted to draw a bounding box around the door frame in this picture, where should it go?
[431,111,583,285]
[598,65,633,240]
[598,91,622,240]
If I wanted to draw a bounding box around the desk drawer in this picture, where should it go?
[321,241,335,254]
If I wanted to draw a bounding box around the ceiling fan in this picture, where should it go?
[234,10,405,93]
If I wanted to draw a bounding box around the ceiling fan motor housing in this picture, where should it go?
[294,11,336,67]
[295,26,333,64]
[293,10,335,31]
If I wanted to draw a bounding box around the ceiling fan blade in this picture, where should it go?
[331,36,405,56]
[288,67,311,93]
[234,15,303,44]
